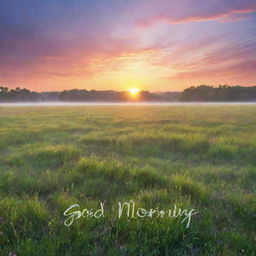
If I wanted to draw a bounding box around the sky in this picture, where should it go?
[0,0,255,92]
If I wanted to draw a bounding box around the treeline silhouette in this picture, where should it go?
[179,85,256,101]
[59,89,159,102]
[0,87,178,102]
[0,85,255,102]
[0,87,40,101]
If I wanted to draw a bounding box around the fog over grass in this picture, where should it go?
[1,102,256,107]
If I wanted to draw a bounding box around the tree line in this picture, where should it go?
[179,85,256,101]
[0,85,255,102]
[59,89,158,102]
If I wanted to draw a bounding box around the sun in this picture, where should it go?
[129,88,140,96]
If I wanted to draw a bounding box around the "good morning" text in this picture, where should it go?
[63,200,198,228]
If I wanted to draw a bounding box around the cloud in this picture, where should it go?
[138,0,256,26]
[166,59,256,85]
[0,0,255,90]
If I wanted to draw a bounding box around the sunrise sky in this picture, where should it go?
[0,0,256,92]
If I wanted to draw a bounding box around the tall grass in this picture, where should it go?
[0,106,255,255]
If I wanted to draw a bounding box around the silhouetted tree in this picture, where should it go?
[1,85,256,102]
[179,85,256,102]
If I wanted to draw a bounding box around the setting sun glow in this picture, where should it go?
[129,88,140,96]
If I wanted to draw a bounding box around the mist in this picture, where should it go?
[1,102,256,107]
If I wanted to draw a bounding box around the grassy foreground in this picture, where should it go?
[0,105,255,255]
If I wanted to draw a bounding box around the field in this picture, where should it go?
[0,105,255,255]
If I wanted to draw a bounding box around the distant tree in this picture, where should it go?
[1,85,256,102]
[0,87,39,102]
[179,85,256,102]
[59,89,157,102]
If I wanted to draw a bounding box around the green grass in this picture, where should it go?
[0,105,255,255]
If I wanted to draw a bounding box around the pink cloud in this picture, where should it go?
[167,59,256,81]
[138,1,256,27]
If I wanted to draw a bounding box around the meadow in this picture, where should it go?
[0,105,255,256]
